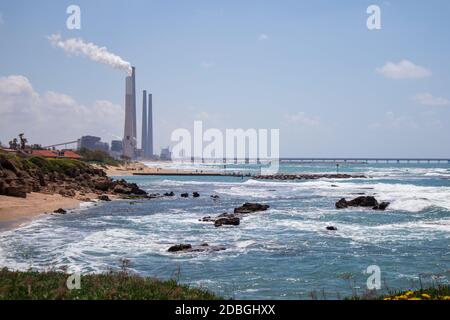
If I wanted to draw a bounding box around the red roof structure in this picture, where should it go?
[31,150,82,159]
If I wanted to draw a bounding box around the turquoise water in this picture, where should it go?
[0,162,449,299]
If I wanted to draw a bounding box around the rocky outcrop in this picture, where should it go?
[254,173,366,180]
[326,226,338,231]
[214,214,240,227]
[234,203,270,214]
[0,154,147,199]
[168,243,226,253]
[201,203,270,228]
[180,193,189,198]
[53,208,67,214]
[336,196,390,211]
[164,192,175,197]
[193,192,200,198]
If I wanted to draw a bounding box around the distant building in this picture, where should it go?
[78,136,109,152]
[160,147,172,161]
[111,140,123,153]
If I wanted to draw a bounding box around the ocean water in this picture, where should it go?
[0,162,449,299]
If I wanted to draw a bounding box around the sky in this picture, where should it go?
[0,0,449,157]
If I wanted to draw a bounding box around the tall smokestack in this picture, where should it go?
[141,90,147,158]
[123,66,137,159]
[147,93,154,158]
[131,67,137,140]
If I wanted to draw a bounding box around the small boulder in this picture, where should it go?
[98,195,111,201]
[214,216,240,227]
[164,191,175,197]
[234,203,270,214]
[192,192,200,198]
[53,208,67,214]
[180,193,189,198]
[348,196,378,207]
[326,226,338,231]
[168,244,192,252]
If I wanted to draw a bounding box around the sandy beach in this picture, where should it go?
[0,193,82,230]
[103,162,216,176]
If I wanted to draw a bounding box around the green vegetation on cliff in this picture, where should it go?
[0,268,219,300]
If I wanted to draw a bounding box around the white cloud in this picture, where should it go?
[376,60,431,79]
[0,75,123,146]
[369,111,417,130]
[258,33,269,41]
[413,93,450,107]
[284,112,320,127]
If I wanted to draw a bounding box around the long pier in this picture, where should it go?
[181,157,450,164]
[280,158,450,164]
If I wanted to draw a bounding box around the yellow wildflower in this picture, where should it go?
[408,297,421,300]
[421,293,431,299]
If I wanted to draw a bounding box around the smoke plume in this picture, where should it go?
[48,34,132,74]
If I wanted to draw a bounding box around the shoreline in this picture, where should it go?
[0,193,82,231]
[102,162,225,177]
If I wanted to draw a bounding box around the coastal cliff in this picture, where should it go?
[0,153,147,199]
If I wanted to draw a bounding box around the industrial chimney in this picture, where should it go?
[122,66,137,159]
[147,93,154,158]
[141,90,147,157]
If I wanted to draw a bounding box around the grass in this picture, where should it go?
[0,268,220,300]
[0,153,89,175]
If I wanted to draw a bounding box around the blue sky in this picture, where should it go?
[0,0,449,157]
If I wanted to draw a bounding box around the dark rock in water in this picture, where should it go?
[331,185,339,188]
[349,196,378,207]
[234,203,270,214]
[193,192,200,198]
[373,202,390,211]
[54,208,67,214]
[164,191,175,197]
[180,193,189,198]
[336,196,390,211]
[200,216,214,222]
[168,244,192,252]
[336,198,348,209]
[214,216,240,227]
[4,187,27,198]
[326,226,338,231]
[210,195,220,200]
[336,196,378,209]
[168,243,226,253]
[98,195,111,201]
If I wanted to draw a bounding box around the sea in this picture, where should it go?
[0,161,449,299]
